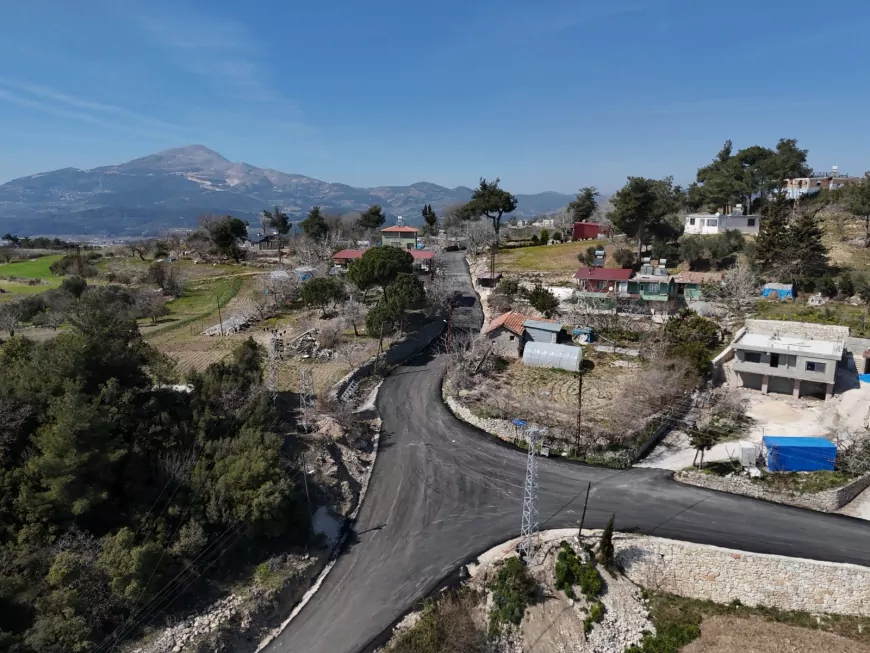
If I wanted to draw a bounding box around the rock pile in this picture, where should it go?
[128,594,245,653]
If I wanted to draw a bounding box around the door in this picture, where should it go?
[770,353,779,368]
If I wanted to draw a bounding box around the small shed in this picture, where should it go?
[762,436,836,472]
[523,320,562,344]
[761,283,796,300]
[476,271,503,288]
[522,342,582,372]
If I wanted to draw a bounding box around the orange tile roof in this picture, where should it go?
[381,225,419,233]
[484,311,557,337]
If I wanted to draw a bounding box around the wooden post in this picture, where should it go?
[578,481,591,539]
[216,295,224,336]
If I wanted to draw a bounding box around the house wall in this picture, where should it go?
[721,215,760,235]
[732,348,838,385]
[684,214,760,235]
[524,326,558,344]
[382,233,417,249]
[487,327,522,358]
[737,371,764,390]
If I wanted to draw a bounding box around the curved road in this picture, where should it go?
[266,252,870,653]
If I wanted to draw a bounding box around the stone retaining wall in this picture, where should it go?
[675,470,870,512]
[614,533,870,616]
[442,382,526,443]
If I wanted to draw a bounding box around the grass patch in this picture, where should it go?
[488,556,537,635]
[756,470,857,494]
[628,592,870,653]
[142,276,243,339]
[389,588,488,653]
[0,254,64,279]
[754,301,870,338]
[497,240,607,272]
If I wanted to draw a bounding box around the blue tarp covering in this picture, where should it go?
[763,436,836,472]
[761,284,796,300]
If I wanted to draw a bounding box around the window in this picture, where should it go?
[689,218,696,225]
[744,352,762,363]
[770,353,779,368]
[747,218,756,227]
[707,218,718,227]
[806,361,826,373]
[509,335,516,341]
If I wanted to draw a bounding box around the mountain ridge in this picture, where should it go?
[0,145,574,236]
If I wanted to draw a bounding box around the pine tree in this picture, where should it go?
[788,209,829,284]
[597,515,615,569]
[421,204,438,236]
[754,193,790,273]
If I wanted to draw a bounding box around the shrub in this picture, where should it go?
[488,557,537,634]
[584,599,606,633]
[840,275,855,297]
[539,228,550,244]
[525,284,559,317]
[391,589,488,653]
[497,278,520,296]
[598,515,615,569]
[49,254,98,278]
[613,248,635,268]
[555,542,603,600]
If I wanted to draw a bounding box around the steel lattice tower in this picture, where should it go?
[519,426,542,563]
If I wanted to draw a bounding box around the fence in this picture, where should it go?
[631,394,694,462]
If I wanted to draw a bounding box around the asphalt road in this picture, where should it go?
[265,252,870,653]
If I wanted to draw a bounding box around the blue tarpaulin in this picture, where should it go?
[763,436,836,472]
[761,283,796,300]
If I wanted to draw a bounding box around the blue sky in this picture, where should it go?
[1,0,868,194]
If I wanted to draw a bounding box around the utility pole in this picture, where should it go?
[575,371,583,456]
[216,295,224,336]
[300,453,312,534]
[519,426,541,564]
[446,298,454,353]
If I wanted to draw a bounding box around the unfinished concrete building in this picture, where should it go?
[727,320,848,400]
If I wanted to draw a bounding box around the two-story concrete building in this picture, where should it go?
[728,320,848,401]
[381,225,419,250]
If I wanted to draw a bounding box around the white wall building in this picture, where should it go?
[684,207,760,236]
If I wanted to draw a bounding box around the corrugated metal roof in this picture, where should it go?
[522,342,582,372]
[573,268,633,281]
[523,320,563,332]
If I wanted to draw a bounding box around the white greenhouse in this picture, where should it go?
[522,342,582,372]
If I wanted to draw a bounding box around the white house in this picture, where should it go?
[684,207,760,236]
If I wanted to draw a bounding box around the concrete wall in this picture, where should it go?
[615,533,870,616]
[487,327,522,358]
[733,348,837,385]
[675,470,870,513]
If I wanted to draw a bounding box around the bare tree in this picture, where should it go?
[135,290,169,323]
[702,262,761,320]
[463,219,496,256]
[127,241,149,261]
[341,295,367,336]
[0,301,23,337]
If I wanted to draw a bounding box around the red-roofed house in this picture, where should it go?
[331,247,435,269]
[381,225,419,250]
[484,311,561,358]
[572,268,633,294]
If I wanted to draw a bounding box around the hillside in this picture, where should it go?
[0,145,574,236]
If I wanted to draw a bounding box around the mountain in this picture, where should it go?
[0,145,575,237]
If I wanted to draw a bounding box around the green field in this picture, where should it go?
[140,276,245,339]
[498,240,608,272]
[0,254,64,279]
[0,255,65,299]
